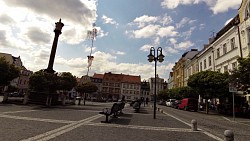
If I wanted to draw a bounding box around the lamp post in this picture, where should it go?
[147,47,164,119]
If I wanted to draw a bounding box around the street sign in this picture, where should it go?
[229,83,237,92]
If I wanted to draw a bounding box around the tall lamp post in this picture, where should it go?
[147,47,164,119]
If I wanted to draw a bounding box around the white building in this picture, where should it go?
[148,75,165,101]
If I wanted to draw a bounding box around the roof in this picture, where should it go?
[93,73,104,79]
[122,75,141,84]
[103,72,141,83]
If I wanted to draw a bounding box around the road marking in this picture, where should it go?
[2,110,38,114]
[0,114,75,124]
[85,122,193,132]
[21,114,103,141]
[222,116,231,122]
[162,110,223,141]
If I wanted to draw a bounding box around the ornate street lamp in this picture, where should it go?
[147,47,164,119]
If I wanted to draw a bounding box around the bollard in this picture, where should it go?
[224,130,234,141]
[191,119,197,131]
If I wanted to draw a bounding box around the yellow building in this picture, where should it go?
[172,49,199,88]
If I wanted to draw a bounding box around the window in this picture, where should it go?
[223,43,227,55]
[204,59,207,69]
[224,66,228,73]
[232,62,237,70]
[217,48,220,58]
[231,37,236,50]
[200,62,202,71]
[208,56,212,66]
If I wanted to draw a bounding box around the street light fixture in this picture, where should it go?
[147,47,164,119]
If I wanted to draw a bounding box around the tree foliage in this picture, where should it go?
[229,55,250,92]
[158,86,198,100]
[0,57,20,86]
[157,89,169,100]
[29,70,59,93]
[187,71,229,99]
[75,82,98,94]
[57,72,77,91]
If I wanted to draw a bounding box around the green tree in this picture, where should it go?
[75,82,98,105]
[29,70,59,93]
[0,57,20,87]
[230,55,250,92]
[188,71,229,113]
[178,86,198,99]
[58,72,77,91]
[157,89,169,101]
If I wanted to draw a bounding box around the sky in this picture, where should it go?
[0,0,242,81]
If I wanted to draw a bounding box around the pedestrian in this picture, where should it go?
[146,97,149,105]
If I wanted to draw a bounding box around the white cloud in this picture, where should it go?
[157,26,178,38]
[161,0,241,14]
[176,17,197,29]
[160,14,173,26]
[181,26,196,40]
[211,0,241,14]
[169,38,177,44]
[174,40,194,50]
[165,47,179,54]
[133,15,158,28]
[112,51,126,55]
[133,24,160,38]
[102,15,119,27]
[84,46,96,53]
[140,44,153,52]
[1,0,98,45]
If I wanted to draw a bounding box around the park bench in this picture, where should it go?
[99,102,126,123]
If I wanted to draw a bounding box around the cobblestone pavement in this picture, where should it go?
[0,102,224,141]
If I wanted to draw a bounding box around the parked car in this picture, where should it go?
[171,100,181,109]
[9,92,23,97]
[178,98,198,111]
[166,99,176,107]
[158,100,166,106]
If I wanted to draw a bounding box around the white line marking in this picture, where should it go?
[0,114,74,124]
[2,110,38,114]
[222,116,231,121]
[21,114,103,141]
[85,122,193,132]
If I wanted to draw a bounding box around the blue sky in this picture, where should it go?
[0,0,241,81]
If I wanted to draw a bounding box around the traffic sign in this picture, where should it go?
[229,83,237,92]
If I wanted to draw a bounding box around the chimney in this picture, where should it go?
[208,37,215,44]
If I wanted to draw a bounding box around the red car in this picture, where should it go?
[178,98,198,111]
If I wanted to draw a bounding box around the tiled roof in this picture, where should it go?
[93,73,104,79]
[122,75,141,84]
[103,72,141,83]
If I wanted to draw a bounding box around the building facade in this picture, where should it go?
[148,75,165,101]
[0,52,32,94]
[172,49,199,88]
